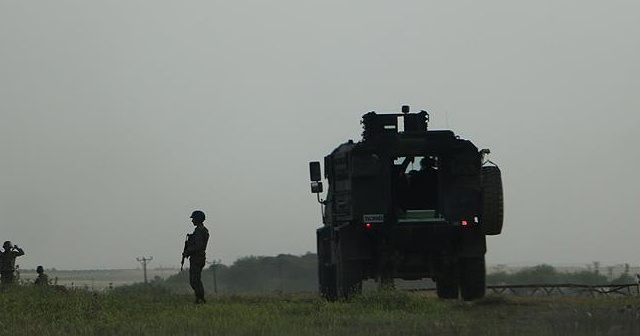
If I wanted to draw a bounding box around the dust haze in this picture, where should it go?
[1,1,638,269]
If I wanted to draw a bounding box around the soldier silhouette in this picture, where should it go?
[34,265,49,285]
[182,210,210,303]
[0,241,25,285]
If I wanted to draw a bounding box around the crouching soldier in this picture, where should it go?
[35,265,49,285]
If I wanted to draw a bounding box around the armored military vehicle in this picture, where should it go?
[309,106,503,301]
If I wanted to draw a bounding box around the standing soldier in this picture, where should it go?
[182,210,210,303]
[0,241,25,285]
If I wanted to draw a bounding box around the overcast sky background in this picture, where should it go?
[1,1,638,270]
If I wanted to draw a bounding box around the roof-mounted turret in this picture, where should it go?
[361,105,429,141]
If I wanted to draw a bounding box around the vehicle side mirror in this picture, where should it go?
[309,161,322,181]
[309,161,323,193]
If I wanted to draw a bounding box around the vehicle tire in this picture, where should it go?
[481,165,504,235]
[336,247,362,299]
[342,265,363,298]
[459,256,486,301]
[319,263,338,300]
[436,258,459,299]
[317,228,338,300]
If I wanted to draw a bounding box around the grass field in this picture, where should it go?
[1,285,639,336]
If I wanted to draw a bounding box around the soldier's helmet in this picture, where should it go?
[190,210,206,222]
[3,241,11,249]
[37,266,44,273]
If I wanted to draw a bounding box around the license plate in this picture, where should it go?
[363,214,384,223]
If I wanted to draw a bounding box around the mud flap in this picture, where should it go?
[458,227,486,258]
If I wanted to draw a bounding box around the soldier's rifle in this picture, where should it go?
[181,234,190,271]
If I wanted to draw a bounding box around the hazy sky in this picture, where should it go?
[1,1,639,270]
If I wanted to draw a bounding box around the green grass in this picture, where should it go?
[1,285,639,335]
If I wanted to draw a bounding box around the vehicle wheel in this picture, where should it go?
[319,263,337,300]
[336,248,362,299]
[459,256,486,301]
[481,165,504,235]
[343,266,363,298]
[317,228,338,300]
[436,259,459,299]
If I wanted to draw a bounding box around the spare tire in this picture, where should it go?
[481,165,504,235]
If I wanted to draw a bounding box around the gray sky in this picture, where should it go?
[1,1,639,270]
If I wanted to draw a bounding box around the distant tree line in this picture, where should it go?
[157,256,638,294]
[487,263,637,286]
[161,253,317,294]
